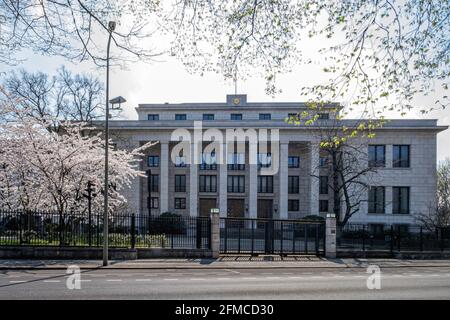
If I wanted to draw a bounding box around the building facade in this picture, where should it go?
[106,94,447,228]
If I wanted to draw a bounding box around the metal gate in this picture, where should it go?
[219,217,325,256]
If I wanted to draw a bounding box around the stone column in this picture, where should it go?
[279,142,289,219]
[309,141,320,215]
[325,214,337,258]
[189,142,198,217]
[219,142,228,218]
[210,211,220,258]
[160,142,169,213]
[248,142,258,218]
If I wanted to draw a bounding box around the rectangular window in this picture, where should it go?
[258,153,272,169]
[175,114,187,120]
[230,113,243,120]
[319,176,328,195]
[174,197,186,209]
[175,156,186,167]
[393,145,410,168]
[319,156,328,167]
[227,175,245,193]
[368,145,386,167]
[147,114,159,121]
[392,187,410,214]
[319,200,329,212]
[369,224,385,236]
[199,175,217,192]
[175,175,186,192]
[368,186,385,214]
[147,197,159,209]
[317,113,329,120]
[288,176,300,194]
[147,155,160,167]
[288,156,299,168]
[258,176,274,193]
[203,114,214,121]
[227,153,245,170]
[200,152,217,170]
[288,199,299,211]
[259,113,271,120]
[148,174,159,192]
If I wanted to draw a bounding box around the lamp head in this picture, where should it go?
[108,21,116,32]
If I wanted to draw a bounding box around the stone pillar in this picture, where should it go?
[248,142,258,218]
[325,214,337,258]
[219,143,228,218]
[279,142,288,219]
[309,142,320,215]
[189,142,198,217]
[160,142,169,213]
[210,211,220,258]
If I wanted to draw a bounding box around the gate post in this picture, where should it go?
[325,214,337,258]
[210,209,220,258]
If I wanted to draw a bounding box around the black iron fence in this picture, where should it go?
[338,223,450,253]
[220,217,325,255]
[0,210,210,249]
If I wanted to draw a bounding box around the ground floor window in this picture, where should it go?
[174,197,186,209]
[319,199,328,212]
[147,197,159,209]
[288,199,299,211]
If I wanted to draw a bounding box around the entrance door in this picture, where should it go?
[227,199,245,218]
[199,198,217,217]
[257,199,273,219]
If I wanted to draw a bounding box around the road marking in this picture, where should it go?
[225,269,240,274]
[135,279,152,282]
[80,279,91,282]
[43,280,61,283]
[190,278,206,281]
[9,280,26,283]
[242,277,257,280]
[265,277,281,280]
[216,278,231,281]
[106,279,122,282]
[163,278,178,281]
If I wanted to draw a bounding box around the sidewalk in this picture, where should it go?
[1,256,450,270]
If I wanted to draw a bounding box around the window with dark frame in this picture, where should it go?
[227,153,245,170]
[203,114,215,120]
[148,174,159,192]
[230,113,243,120]
[259,113,271,120]
[147,155,160,167]
[288,156,299,168]
[175,156,186,167]
[317,113,329,120]
[319,200,329,212]
[147,114,159,121]
[147,197,159,209]
[319,176,328,194]
[174,175,186,192]
[174,197,186,209]
[393,145,410,168]
[319,156,328,167]
[368,145,386,167]
[199,175,217,192]
[258,153,272,169]
[175,114,187,120]
[288,199,299,211]
[368,186,385,214]
[288,176,299,194]
[227,175,245,193]
[258,176,274,193]
[392,186,410,214]
[200,152,217,170]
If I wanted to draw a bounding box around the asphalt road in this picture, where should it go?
[1,266,450,299]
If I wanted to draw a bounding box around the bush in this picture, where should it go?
[149,212,186,235]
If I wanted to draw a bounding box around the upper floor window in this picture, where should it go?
[288,176,299,194]
[148,174,159,192]
[147,114,159,121]
[319,199,329,212]
[393,145,410,168]
[258,175,274,193]
[368,186,385,214]
[199,175,217,192]
[319,156,329,167]
[147,197,159,209]
[259,113,271,120]
[228,153,245,170]
[175,156,186,167]
[368,145,386,167]
[319,176,328,194]
[174,175,186,192]
[148,155,160,167]
[175,114,187,120]
[392,186,410,214]
[227,175,245,193]
[200,152,217,170]
[317,113,329,120]
[203,114,215,121]
[288,199,299,212]
[258,153,272,169]
[288,156,299,168]
[230,113,243,120]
